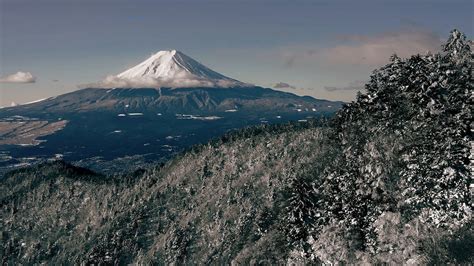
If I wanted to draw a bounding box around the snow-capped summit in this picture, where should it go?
[110,50,244,88]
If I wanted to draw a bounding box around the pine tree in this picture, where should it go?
[309,29,472,258]
[286,174,317,254]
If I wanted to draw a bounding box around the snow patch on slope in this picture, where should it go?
[23,98,49,105]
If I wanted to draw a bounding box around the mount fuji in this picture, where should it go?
[0,50,344,174]
[110,50,244,88]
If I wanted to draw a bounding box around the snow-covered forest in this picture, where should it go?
[1,30,472,264]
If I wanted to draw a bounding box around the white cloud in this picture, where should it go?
[80,73,248,89]
[0,71,36,83]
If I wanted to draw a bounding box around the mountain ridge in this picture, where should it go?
[0,86,342,115]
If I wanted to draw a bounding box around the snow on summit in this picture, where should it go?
[118,50,231,81]
[102,50,244,89]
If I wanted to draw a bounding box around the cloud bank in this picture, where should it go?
[272,82,320,93]
[324,80,367,92]
[282,28,443,67]
[0,71,36,83]
[274,82,297,90]
[324,28,442,65]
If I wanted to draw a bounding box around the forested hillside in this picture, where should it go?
[2,122,334,264]
[1,30,472,264]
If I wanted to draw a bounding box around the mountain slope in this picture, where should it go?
[1,122,332,264]
[0,87,340,116]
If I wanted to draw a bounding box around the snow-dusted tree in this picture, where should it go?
[285,174,317,254]
[307,29,472,261]
[399,29,472,227]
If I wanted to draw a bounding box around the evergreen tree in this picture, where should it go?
[310,29,472,256]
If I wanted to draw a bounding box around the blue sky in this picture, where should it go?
[0,0,472,106]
